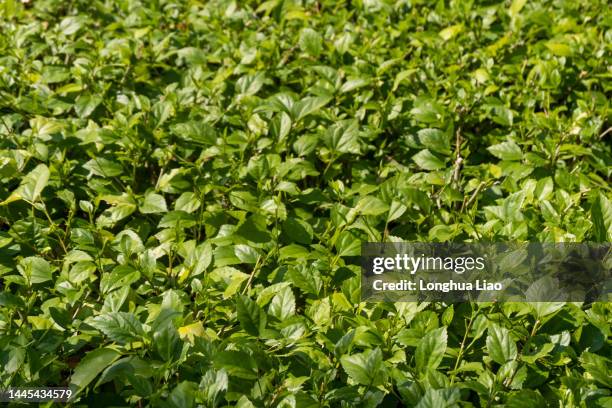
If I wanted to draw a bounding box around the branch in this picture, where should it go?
[452,127,463,189]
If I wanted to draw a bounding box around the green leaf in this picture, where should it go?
[269,286,296,320]
[410,98,445,124]
[174,192,201,213]
[75,94,102,118]
[324,120,361,154]
[287,265,321,296]
[41,66,70,83]
[18,256,53,284]
[154,324,183,362]
[0,292,25,309]
[592,193,612,242]
[486,325,517,365]
[100,265,140,295]
[236,72,266,96]
[236,295,266,336]
[188,242,212,276]
[84,158,123,177]
[534,177,554,201]
[236,216,271,243]
[492,105,514,126]
[339,77,369,94]
[214,351,258,380]
[340,348,387,386]
[178,47,207,65]
[415,327,447,374]
[487,141,522,161]
[292,96,331,121]
[59,16,85,35]
[356,196,389,216]
[413,149,446,170]
[335,230,361,256]
[299,28,322,57]
[2,164,50,204]
[89,312,145,344]
[140,192,168,214]
[171,121,216,145]
[200,369,228,406]
[70,347,121,391]
[580,352,612,388]
[417,128,451,155]
[153,100,175,128]
[506,390,547,408]
[415,388,461,408]
[4,348,25,374]
[168,382,196,408]
[439,24,463,41]
[234,244,260,264]
[509,0,527,18]
[546,41,572,57]
[210,267,248,298]
[282,217,314,244]
[387,200,407,223]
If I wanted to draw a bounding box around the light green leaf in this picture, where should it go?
[174,192,201,213]
[84,158,123,177]
[340,348,387,386]
[299,28,322,57]
[140,192,168,214]
[413,149,446,170]
[534,177,554,201]
[506,390,547,408]
[410,98,445,124]
[486,325,517,365]
[580,352,612,388]
[18,256,53,284]
[187,242,212,276]
[292,96,331,121]
[509,0,527,18]
[387,200,407,223]
[339,77,369,94]
[234,244,260,264]
[439,24,463,41]
[356,196,389,216]
[546,41,572,57]
[417,128,451,155]
[2,164,50,204]
[100,265,140,295]
[75,94,102,118]
[487,141,522,161]
[324,120,361,154]
[269,286,296,320]
[415,327,447,374]
[415,388,461,408]
[287,265,321,296]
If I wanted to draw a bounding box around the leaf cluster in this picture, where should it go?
[0,0,611,407]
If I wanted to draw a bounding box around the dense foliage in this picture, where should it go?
[1,0,611,406]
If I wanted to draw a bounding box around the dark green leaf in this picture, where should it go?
[236,295,266,336]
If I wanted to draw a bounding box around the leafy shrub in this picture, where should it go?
[0,0,610,407]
